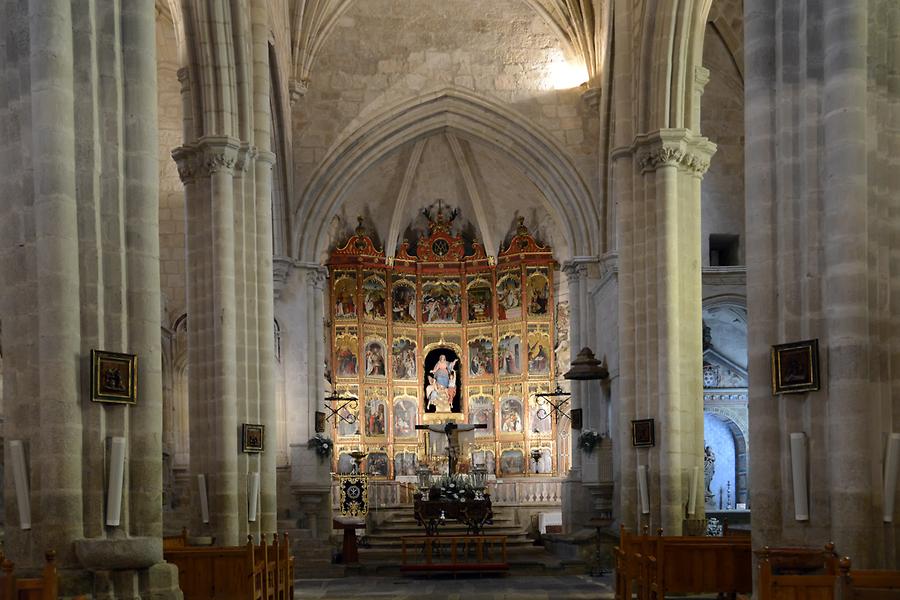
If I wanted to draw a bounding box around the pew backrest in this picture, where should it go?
[0,552,59,600]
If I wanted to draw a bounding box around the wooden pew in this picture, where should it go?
[163,527,189,550]
[0,551,59,600]
[837,557,900,600]
[276,533,294,600]
[757,543,841,600]
[614,525,656,600]
[164,535,265,600]
[645,532,752,600]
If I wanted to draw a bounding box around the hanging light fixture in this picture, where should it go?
[564,347,609,381]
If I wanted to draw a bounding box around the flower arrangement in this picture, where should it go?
[579,429,603,454]
[306,434,333,461]
[429,473,476,502]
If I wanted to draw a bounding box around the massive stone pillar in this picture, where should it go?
[614,131,714,534]
[746,0,900,567]
[0,0,181,596]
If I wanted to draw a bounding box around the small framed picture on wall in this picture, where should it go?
[91,349,138,404]
[631,418,655,448]
[242,424,265,453]
[771,339,820,394]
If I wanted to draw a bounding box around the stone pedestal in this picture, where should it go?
[291,444,332,542]
[73,538,182,599]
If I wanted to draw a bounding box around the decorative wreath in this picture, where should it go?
[579,429,603,454]
[307,434,334,460]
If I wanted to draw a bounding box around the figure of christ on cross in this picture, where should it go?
[415,421,487,474]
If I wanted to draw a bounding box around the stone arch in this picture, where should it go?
[294,86,599,263]
[703,409,749,506]
[635,0,715,132]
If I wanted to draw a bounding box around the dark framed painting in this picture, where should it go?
[569,408,583,430]
[91,349,137,404]
[771,339,820,394]
[631,418,655,448]
[242,423,265,453]
[315,411,326,433]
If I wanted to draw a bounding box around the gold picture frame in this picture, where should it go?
[771,339,820,394]
[91,349,137,404]
[242,423,265,453]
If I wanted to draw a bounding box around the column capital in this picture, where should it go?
[633,129,716,175]
[171,137,243,183]
[235,144,258,173]
[289,78,309,105]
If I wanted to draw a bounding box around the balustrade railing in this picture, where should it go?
[330,477,563,509]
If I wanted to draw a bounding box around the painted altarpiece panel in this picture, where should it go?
[391,276,417,324]
[499,333,523,377]
[333,272,358,320]
[468,335,494,378]
[527,326,552,377]
[362,271,387,321]
[497,270,522,320]
[468,394,494,438]
[466,275,493,323]
[393,396,417,439]
[526,268,551,317]
[392,337,417,380]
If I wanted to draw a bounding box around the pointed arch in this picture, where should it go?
[294,86,599,262]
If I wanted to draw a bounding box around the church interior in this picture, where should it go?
[0,0,898,598]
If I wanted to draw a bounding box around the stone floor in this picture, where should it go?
[296,574,615,599]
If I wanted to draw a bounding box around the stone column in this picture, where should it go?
[122,0,164,540]
[561,262,586,533]
[616,130,714,535]
[822,0,874,565]
[256,150,278,535]
[28,0,84,566]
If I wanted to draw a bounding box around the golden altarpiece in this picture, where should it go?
[327,208,566,479]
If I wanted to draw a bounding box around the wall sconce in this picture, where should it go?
[790,433,809,521]
[884,433,900,522]
[197,474,210,524]
[10,440,31,530]
[106,437,126,526]
[638,465,650,515]
[248,472,260,522]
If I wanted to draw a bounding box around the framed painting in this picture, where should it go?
[315,411,326,433]
[631,419,655,448]
[242,423,265,453]
[91,349,137,404]
[771,339,820,394]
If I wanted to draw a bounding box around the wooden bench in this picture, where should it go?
[164,534,293,600]
[758,546,900,600]
[837,557,900,600]
[615,526,657,600]
[0,551,59,600]
[615,526,751,600]
[646,533,752,600]
[400,535,508,574]
[163,527,188,550]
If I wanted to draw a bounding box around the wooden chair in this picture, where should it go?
[0,551,59,600]
[276,533,294,600]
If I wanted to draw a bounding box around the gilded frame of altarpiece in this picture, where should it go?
[326,212,564,479]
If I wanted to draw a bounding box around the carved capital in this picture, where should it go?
[235,145,258,173]
[171,145,199,184]
[634,130,716,175]
[306,267,327,290]
[289,78,309,105]
[196,137,241,176]
[562,260,589,285]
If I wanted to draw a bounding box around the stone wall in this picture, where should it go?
[701,23,745,266]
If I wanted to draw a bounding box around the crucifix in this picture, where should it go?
[415,421,487,474]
